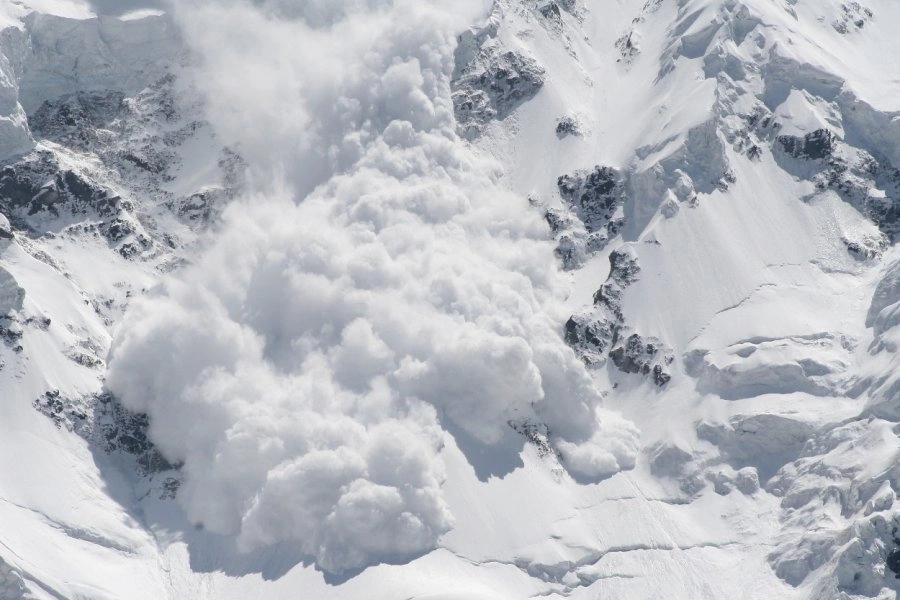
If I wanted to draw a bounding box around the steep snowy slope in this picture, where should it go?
[0,3,240,599]
[470,0,900,597]
[3,0,900,599]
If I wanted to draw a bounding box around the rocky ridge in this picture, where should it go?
[0,9,239,527]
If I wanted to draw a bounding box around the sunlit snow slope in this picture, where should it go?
[3,0,900,599]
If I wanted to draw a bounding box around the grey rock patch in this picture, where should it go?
[563,246,674,385]
[452,40,545,139]
[547,165,625,270]
[833,2,874,34]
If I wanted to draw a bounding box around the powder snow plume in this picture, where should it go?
[105,0,640,574]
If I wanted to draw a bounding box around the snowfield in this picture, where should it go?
[2,0,900,598]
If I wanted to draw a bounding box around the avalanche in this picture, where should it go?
[2,0,900,599]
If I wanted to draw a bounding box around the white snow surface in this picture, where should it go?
[2,0,900,599]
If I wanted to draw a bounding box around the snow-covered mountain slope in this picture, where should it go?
[3,0,900,598]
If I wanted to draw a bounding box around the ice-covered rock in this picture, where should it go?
[564,247,640,366]
[564,245,674,385]
[0,558,28,600]
[628,119,731,235]
[557,165,625,236]
[867,259,900,327]
[777,129,837,161]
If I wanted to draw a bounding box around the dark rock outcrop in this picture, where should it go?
[29,90,126,151]
[453,46,545,138]
[555,115,581,138]
[558,166,624,232]
[833,2,874,34]
[547,165,626,269]
[609,333,675,386]
[564,247,673,385]
[777,129,836,160]
[774,124,900,238]
[33,390,175,476]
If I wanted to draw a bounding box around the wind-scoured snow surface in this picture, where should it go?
[105,0,639,575]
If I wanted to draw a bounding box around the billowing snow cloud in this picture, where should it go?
[106,0,640,574]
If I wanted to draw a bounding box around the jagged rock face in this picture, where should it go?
[30,90,129,150]
[0,266,23,351]
[0,70,241,260]
[1,160,120,220]
[558,166,623,234]
[593,247,641,315]
[564,310,615,366]
[609,333,674,386]
[33,390,175,475]
[778,129,837,161]
[563,247,674,386]
[547,165,625,269]
[772,122,900,240]
[452,22,545,138]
